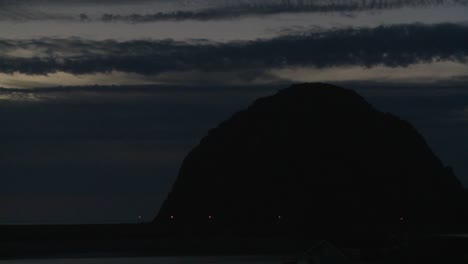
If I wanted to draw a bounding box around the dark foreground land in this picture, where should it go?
[1,224,468,263]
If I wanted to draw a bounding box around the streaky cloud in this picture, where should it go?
[0,0,467,22]
[1,61,466,89]
[97,0,468,22]
[0,23,467,75]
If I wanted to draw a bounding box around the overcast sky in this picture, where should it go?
[0,0,467,224]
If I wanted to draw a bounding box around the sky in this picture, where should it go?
[0,0,467,224]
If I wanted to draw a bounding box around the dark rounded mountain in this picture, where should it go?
[155,83,468,235]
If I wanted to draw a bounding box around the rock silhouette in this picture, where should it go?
[155,83,468,236]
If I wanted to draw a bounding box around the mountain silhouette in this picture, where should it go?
[155,83,468,236]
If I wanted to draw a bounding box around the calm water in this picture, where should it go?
[0,256,288,264]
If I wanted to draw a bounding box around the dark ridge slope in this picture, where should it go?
[155,83,468,236]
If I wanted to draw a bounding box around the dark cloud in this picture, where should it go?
[1,0,466,22]
[97,0,468,22]
[0,0,153,5]
[0,23,467,76]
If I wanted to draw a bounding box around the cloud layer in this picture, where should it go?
[97,0,468,22]
[0,23,467,77]
[1,0,467,22]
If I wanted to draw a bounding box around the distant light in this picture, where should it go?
[208,215,212,219]
[400,217,404,221]
[170,215,174,219]
[278,215,282,219]
[138,215,141,220]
